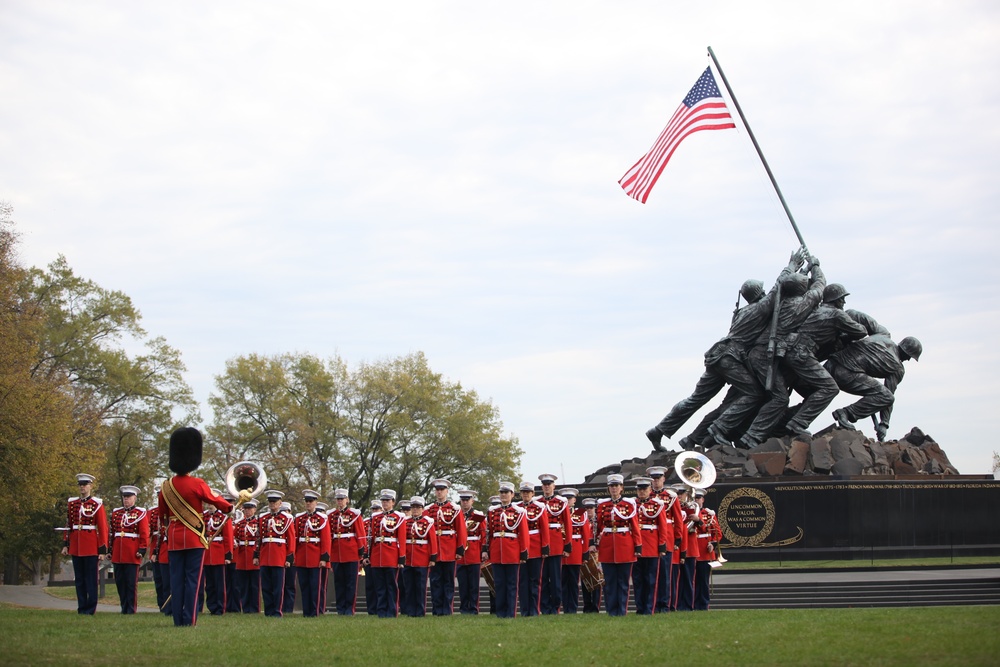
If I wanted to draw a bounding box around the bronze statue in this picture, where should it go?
[645,250,804,452]
[827,335,922,441]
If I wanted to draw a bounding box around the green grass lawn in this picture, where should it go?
[2,603,998,666]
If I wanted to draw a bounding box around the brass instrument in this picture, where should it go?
[225,461,268,502]
[674,452,716,489]
[675,452,727,567]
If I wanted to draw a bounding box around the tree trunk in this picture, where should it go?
[3,554,18,585]
[49,552,60,584]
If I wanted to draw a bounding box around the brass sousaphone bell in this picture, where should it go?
[225,461,268,501]
[674,451,717,489]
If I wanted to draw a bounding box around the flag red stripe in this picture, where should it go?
[621,100,734,202]
[619,68,736,204]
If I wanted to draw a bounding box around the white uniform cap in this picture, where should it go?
[606,474,625,485]
[379,489,397,501]
[538,473,558,483]
[76,473,96,485]
[119,485,139,496]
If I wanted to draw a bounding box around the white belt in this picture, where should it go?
[236,540,257,547]
[72,525,97,531]
[440,530,456,536]
[640,525,658,531]
[212,536,224,542]
[262,537,286,544]
[333,533,355,539]
[698,533,712,539]
[665,519,674,524]
[114,532,139,538]
[467,536,480,541]
[409,539,429,545]
[603,527,630,533]
[374,537,397,543]
[528,529,540,535]
[549,523,562,530]
[492,531,518,539]
[298,537,320,543]
[572,535,583,540]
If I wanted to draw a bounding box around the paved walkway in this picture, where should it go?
[0,585,158,612]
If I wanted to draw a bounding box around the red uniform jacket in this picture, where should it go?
[256,510,296,567]
[564,507,594,566]
[540,494,572,556]
[595,497,642,564]
[203,510,233,566]
[157,475,233,552]
[404,515,438,568]
[486,504,529,565]
[328,507,366,563]
[233,514,259,570]
[696,509,723,562]
[65,495,109,557]
[425,501,467,562]
[109,505,150,565]
[294,511,332,568]
[369,510,407,568]
[518,500,550,559]
[682,501,702,560]
[636,497,669,558]
[149,507,167,564]
[457,509,487,566]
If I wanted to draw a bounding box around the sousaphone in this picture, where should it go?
[674,452,726,565]
[225,461,268,500]
[674,451,716,489]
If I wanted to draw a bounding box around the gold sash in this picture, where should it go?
[161,478,209,549]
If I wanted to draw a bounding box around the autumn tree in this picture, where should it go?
[205,351,521,508]
[1,203,197,582]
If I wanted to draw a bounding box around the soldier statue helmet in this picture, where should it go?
[740,279,765,304]
[898,336,922,361]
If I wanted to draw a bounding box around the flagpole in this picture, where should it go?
[707,46,808,251]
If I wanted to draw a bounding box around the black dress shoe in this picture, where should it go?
[645,428,665,452]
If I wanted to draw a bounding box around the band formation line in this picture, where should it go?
[62,429,722,622]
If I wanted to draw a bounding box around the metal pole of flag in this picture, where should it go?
[706,46,808,252]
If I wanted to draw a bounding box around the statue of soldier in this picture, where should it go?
[826,334,922,441]
[768,282,868,440]
[714,253,826,449]
[646,249,805,452]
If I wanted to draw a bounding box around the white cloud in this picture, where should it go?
[3,0,1000,483]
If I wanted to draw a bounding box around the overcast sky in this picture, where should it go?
[3,1,999,484]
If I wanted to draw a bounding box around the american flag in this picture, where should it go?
[619,67,735,204]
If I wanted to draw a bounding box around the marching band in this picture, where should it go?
[63,458,724,618]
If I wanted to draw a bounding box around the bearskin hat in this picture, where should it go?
[169,426,203,474]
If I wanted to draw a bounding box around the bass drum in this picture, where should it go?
[480,561,496,597]
[580,553,605,592]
